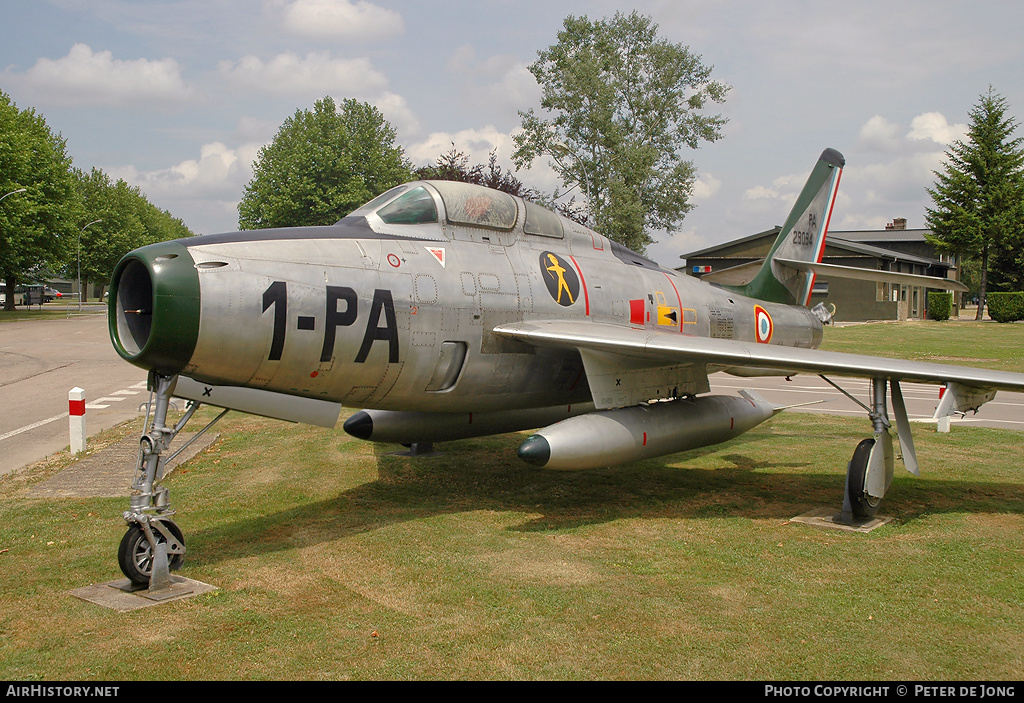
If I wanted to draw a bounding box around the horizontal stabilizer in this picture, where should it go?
[774,258,968,292]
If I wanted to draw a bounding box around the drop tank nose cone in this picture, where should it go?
[517,434,551,467]
[343,411,374,440]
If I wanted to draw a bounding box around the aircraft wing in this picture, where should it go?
[492,319,1024,394]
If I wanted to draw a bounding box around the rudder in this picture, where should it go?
[737,148,845,305]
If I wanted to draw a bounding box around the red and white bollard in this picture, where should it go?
[69,387,86,454]
[935,386,951,433]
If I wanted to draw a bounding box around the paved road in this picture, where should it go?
[0,314,149,476]
[708,373,1024,430]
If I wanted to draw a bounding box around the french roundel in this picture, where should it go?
[754,305,773,344]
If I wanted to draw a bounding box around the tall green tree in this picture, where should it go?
[926,88,1024,319]
[238,97,412,229]
[73,167,192,300]
[0,91,81,311]
[135,202,192,248]
[74,168,143,298]
[512,11,728,253]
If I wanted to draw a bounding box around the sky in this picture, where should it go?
[2,0,1022,268]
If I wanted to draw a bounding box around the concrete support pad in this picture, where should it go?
[790,507,893,533]
[389,442,442,458]
[69,577,218,612]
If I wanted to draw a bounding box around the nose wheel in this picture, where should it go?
[118,520,185,587]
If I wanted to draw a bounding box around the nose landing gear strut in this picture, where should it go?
[118,371,226,591]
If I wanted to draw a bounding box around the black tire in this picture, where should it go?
[118,522,185,586]
[847,438,881,519]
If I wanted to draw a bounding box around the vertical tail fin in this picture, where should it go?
[738,148,845,305]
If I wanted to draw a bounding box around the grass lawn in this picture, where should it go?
[0,319,1022,680]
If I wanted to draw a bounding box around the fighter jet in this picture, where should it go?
[108,148,1024,588]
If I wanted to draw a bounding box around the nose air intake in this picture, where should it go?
[108,241,201,375]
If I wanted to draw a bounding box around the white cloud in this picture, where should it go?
[907,112,967,148]
[485,62,540,115]
[830,111,968,229]
[858,115,903,153]
[691,173,721,203]
[218,52,389,96]
[743,174,802,203]
[109,141,265,234]
[445,45,479,75]
[446,45,521,78]
[281,0,404,40]
[406,125,562,195]
[3,43,192,108]
[441,45,540,126]
[406,126,518,169]
[371,91,420,138]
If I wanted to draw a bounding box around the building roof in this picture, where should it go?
[828,236,944,267]
[833,228,932,243]
[679,228,949,269]
[679,227,780,258]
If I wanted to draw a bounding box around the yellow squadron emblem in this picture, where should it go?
[539,251,580,307]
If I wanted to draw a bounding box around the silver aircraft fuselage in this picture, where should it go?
[111,180,822,416]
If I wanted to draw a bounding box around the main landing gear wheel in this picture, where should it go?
[846,438,881,520]
[118,521,185,587]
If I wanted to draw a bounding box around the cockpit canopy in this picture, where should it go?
[343,180,563,238]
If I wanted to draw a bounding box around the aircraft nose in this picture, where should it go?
[108,241,201,375]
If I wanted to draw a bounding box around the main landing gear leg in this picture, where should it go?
[842,378,895,523]
[118,371,227,591]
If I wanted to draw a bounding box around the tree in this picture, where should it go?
[0,91,81,311]
[74,168,143,298]
[238,97,412,229]
[512,11,728,253]
[73,167,194,300]
[926,88,1024,319]
[415,144,590,226]
[415,144,537,197]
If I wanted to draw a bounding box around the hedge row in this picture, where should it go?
[927,292,952,321]
[987,292,1024,323]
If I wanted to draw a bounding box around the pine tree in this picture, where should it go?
[925,88,1024,319]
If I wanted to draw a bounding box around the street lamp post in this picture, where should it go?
[78,219,102,312]
[0,188,27,203]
